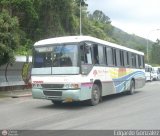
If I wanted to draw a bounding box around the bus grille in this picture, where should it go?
[43,91,62,96]
[41,84,64,89]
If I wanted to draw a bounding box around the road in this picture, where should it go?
[0,81,160,130]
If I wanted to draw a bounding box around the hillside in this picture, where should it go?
[0,0,155,65]
[111,27,153,52]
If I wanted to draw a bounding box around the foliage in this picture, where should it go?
[0,9,20,66]
[0,0,156,66]
[90,10,111,24]
[22,62,31,83]
[150,39,160,65]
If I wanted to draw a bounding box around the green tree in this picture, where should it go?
[0,10,20,66]
[91,10,111,24]
[0,0,38,56]
[150,39,160,65]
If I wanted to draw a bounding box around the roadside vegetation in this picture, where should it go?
[0,0,159,66]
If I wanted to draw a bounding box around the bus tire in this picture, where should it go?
[87,84,100,106]
[128,80,135,95]
[51,100,62,105]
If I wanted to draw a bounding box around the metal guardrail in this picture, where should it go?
[0,56,32,88]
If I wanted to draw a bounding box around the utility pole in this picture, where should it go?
[80,0,82,35]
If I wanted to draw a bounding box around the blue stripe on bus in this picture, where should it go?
[112,71,145,93]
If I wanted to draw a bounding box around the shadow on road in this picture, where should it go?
[35,90,143,110]
[35,101,89,110]
[101,90,142,103]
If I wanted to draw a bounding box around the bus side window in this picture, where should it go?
[106,47,114,66]
[131,53,136,68]
[80,45,85,64]
[98,45,105,65]
[113,48,117,66]
[129,52,133,68]
[138,55,142,68]
[80,45,92,64]
[141,56,144,68]
[136,55,139,68]
[93,44,99,64]
[120,50,124,67]
[115,49,120,66]
[124,51,130,67]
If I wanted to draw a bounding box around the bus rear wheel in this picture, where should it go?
[87,84,100,106]
[128,80,135,95]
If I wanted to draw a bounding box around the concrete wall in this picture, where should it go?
[0,56,32,88]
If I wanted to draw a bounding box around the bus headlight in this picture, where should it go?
[63,84,80,89]
[32,84,42,88]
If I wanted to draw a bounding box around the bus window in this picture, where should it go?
[124,51,130,67]
[60,57,72,66]
[80,44,93,75]
[131,53,136,68]
[80,45,92,64]
[106,47,114,66]
[120,50,124,67]
[116,49,120,66]
[113,48,117,66]
[98,45,105,65]
[92,44,106,65]
[138,55,142,68]
[126,52,130,66]
[104,47,108,65]
[33,50,52,68]
[136,55,139,68]
[141,56,144,68]
[93,44,99,64]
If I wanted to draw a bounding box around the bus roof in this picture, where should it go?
[34,36,144,55]
[145,64,152,67]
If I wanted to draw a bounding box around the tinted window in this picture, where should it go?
[131,53,136,68]
[33,45,78,68]
[124,51,130,67]
[80,45,92,64]
[106,47,114,66]
[98,45,105,65]
[116,49,120,66]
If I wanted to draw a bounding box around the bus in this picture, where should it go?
[31,36,145,106]
[152,67,160,80]
[145,64,153,81]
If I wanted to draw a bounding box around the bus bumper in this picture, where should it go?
[32,88,87,102]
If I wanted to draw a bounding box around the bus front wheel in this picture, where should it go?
[51,100,62,105]
[88,84,100,106]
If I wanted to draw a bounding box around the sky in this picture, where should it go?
[86,0,160,41]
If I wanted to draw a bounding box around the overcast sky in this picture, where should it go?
[87,0,160,41]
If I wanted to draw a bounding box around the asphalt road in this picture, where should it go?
[0,81,160,130]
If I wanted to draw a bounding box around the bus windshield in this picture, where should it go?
[32,44,79,75]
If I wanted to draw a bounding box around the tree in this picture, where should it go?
[0,10,20,66]
[91,10,111,24]
[150,39,160,65]
[87,10,113,40]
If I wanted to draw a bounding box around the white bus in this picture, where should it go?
[152,67,160,80]
[145,64,153,81]
[31,36,145,105]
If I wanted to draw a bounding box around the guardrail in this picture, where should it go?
[0,56,32,90]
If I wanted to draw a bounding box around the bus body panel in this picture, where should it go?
[31,67,145,102]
